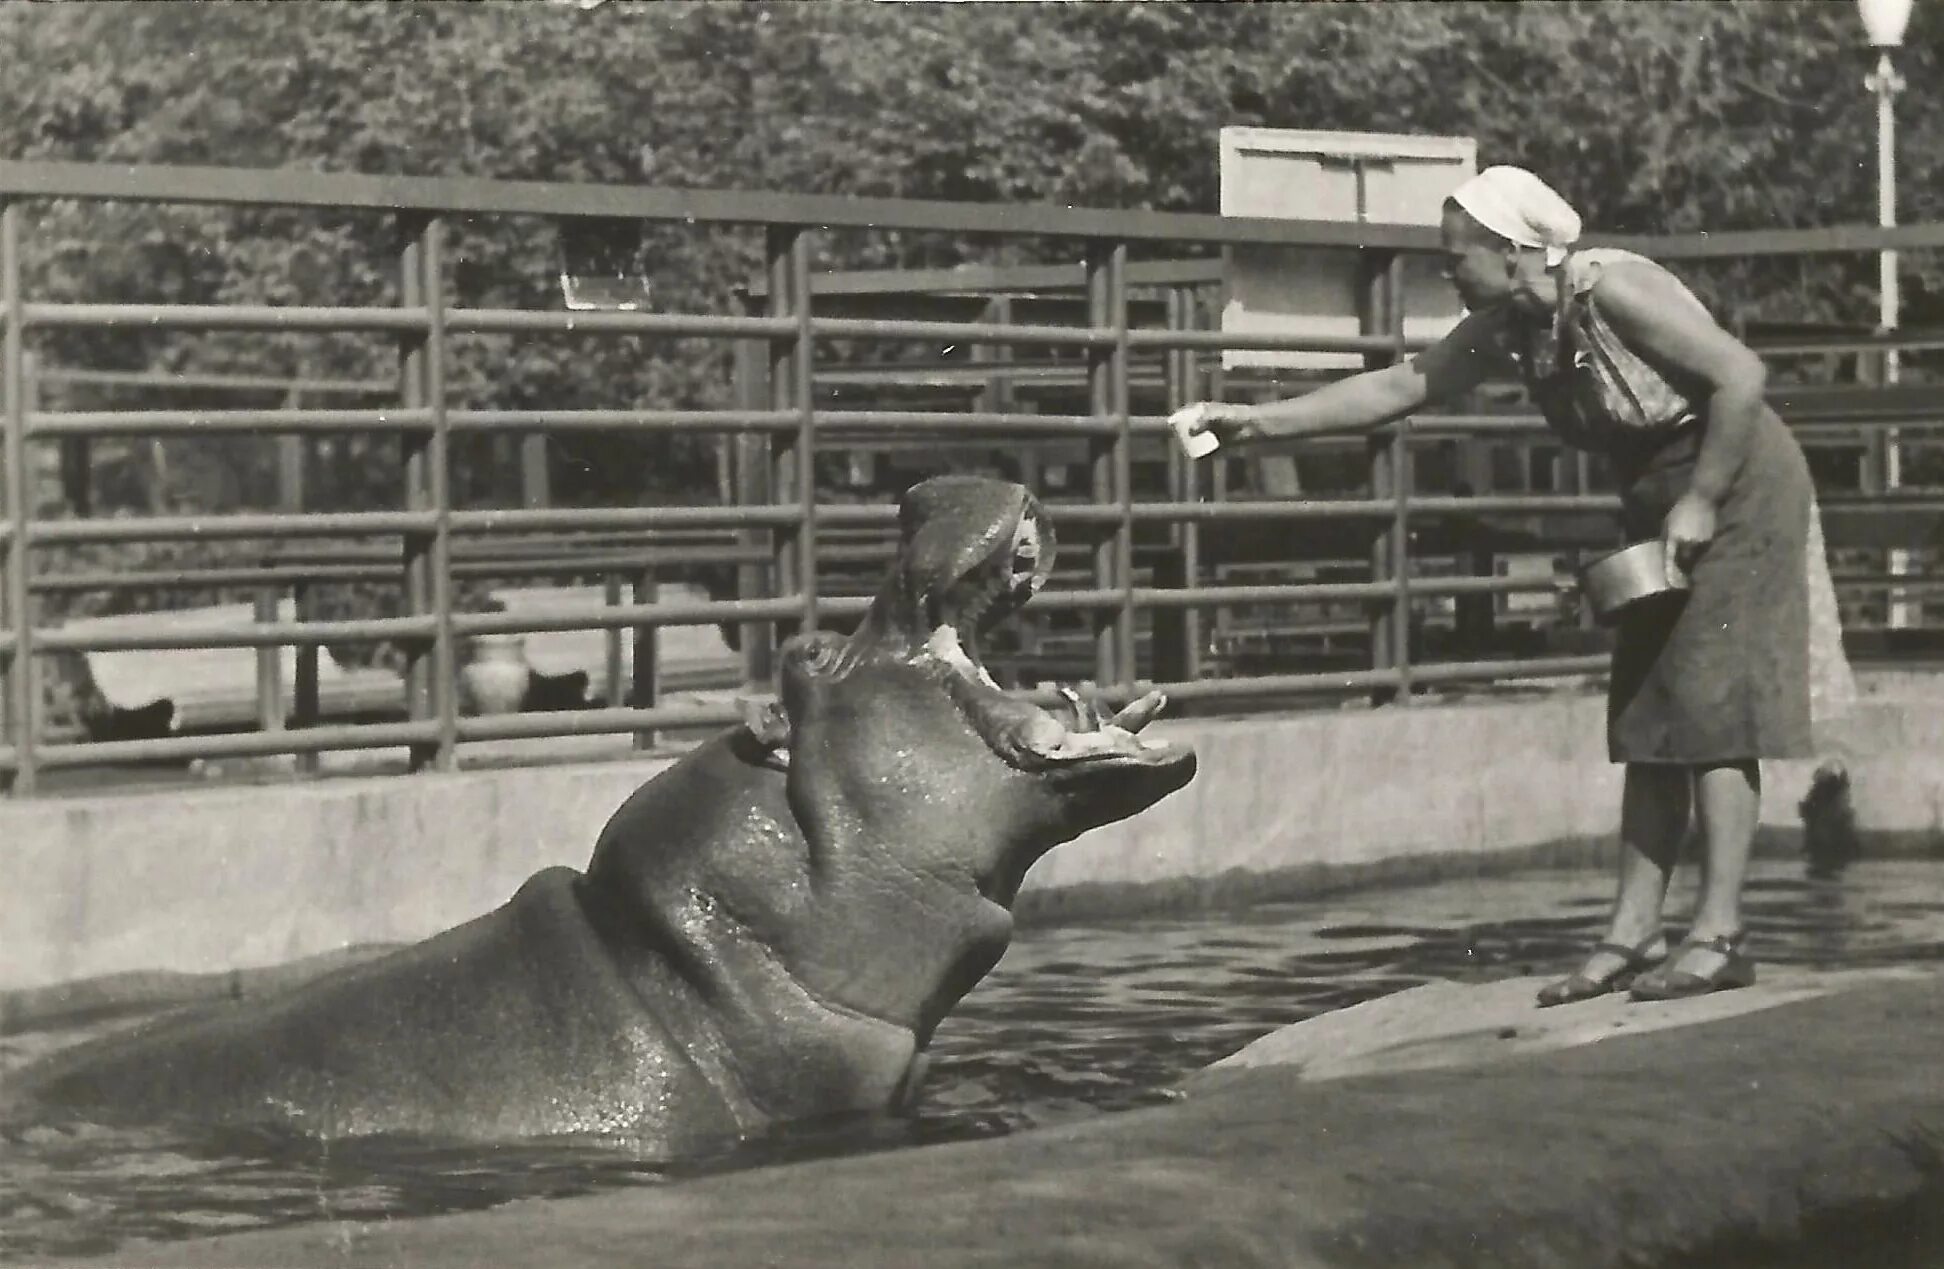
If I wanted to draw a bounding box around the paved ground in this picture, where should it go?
[71,969,1944,1269]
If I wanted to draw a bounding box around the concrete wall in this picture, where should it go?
[4,688,1940,991]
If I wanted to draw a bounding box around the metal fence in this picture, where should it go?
[3,159,1942,795]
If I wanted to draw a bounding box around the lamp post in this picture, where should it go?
[1860,0,1911,390]
[1858,0,1913,626]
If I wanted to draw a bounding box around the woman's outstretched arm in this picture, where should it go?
[1193,308,1509,447]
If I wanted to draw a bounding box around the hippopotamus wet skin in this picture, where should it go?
[4,477,1195,1152]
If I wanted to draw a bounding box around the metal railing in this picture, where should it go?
[2,158,1941,794]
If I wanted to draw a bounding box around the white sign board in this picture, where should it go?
[1220,128,1476,371]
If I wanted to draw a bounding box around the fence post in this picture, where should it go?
[254,385,305,745]
[1160,284,1202,686]
[732,334,775,689]
[520,434,550,510]
[398,213,457,772]
[1085,240,1132,690]
[1,201,35,795]
[50,350,89,518]
[1203,288,1231,669]
[1361,250,1410,704]
[631,570,659,752]
[254,587,284,735]
[275,386,320,775]
[766,225,817,644]
[277,385,306,526]
[1385,256,1413,697]
[603,571,626,708]
[291,578,320,777]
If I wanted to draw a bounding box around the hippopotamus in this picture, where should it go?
[5,476,1195,1153]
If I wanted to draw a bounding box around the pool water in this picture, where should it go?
[4,858,1942,1262]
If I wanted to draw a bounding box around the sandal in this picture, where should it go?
[1628,930,1755,1002]
[1536,932,1668,1008]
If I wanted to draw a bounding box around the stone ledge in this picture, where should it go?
[1189,965,1933,1087]
[6,688,1941,990]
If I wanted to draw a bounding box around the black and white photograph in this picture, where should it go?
[1,1,1941,1265]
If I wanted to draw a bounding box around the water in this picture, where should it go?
[4,858,1942,1262]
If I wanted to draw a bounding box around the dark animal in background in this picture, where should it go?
[521,668,593,712]
[1799,760,1859,880]
[81,698,176,744]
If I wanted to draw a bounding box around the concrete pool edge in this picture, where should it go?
[78,969,1944,1269]
[1015,826,1944,924]
[4,684,1942,989]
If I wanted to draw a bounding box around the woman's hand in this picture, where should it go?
[1186,401,1259,447]
[1661,491,1717,586]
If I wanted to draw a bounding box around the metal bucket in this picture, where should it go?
[1580,540,1688,623]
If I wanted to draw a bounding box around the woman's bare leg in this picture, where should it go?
[1559,764,1689,985]
[1671,760,1761,975]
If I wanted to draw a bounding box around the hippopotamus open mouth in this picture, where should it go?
[820,473,1185,778]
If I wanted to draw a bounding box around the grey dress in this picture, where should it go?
[1509,250,1817,765]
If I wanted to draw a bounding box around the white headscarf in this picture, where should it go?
[1449,166,1582,268]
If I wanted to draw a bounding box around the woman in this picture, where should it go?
[1182,165,1842,1005]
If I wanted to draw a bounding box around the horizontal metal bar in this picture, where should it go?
[1818,495,1944,513]
[1593,222,1944,260]
[749,258,1228,299]
[30,720,441,769]
[29,510,438,544]
[444,308,796,339]
[1402,414,1552,437]
[1771,384,1944,422]
[447,409,797,434]
[1116,499,1398,523]
[0,158,1448,248]
[446,503,897,534]
[1126,328,1420,355]
[1406,494,1623,515]
[1410,575,1562,597]
[1156,668,1404,700]
[28,408,431,437]
[31,565,389,592]
[33,367,398,395]
[271,531,739,562]
[1753,332,1944,356]
[1022,587,1126,614]
[446,505,795,534]
[818,410,1117,437]
[35,614,434,652]
[454,705,746,742]
[451,594,868,636]
[1212,620,1373,640]
[1833,577,1944,593]
[810,316,1115,347]
[1133,581,1393,607]
[1407,655,1611,684]
[26,544,806,595]
[19,302,431,332]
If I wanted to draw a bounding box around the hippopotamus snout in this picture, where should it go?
[1026,686,1197,832]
